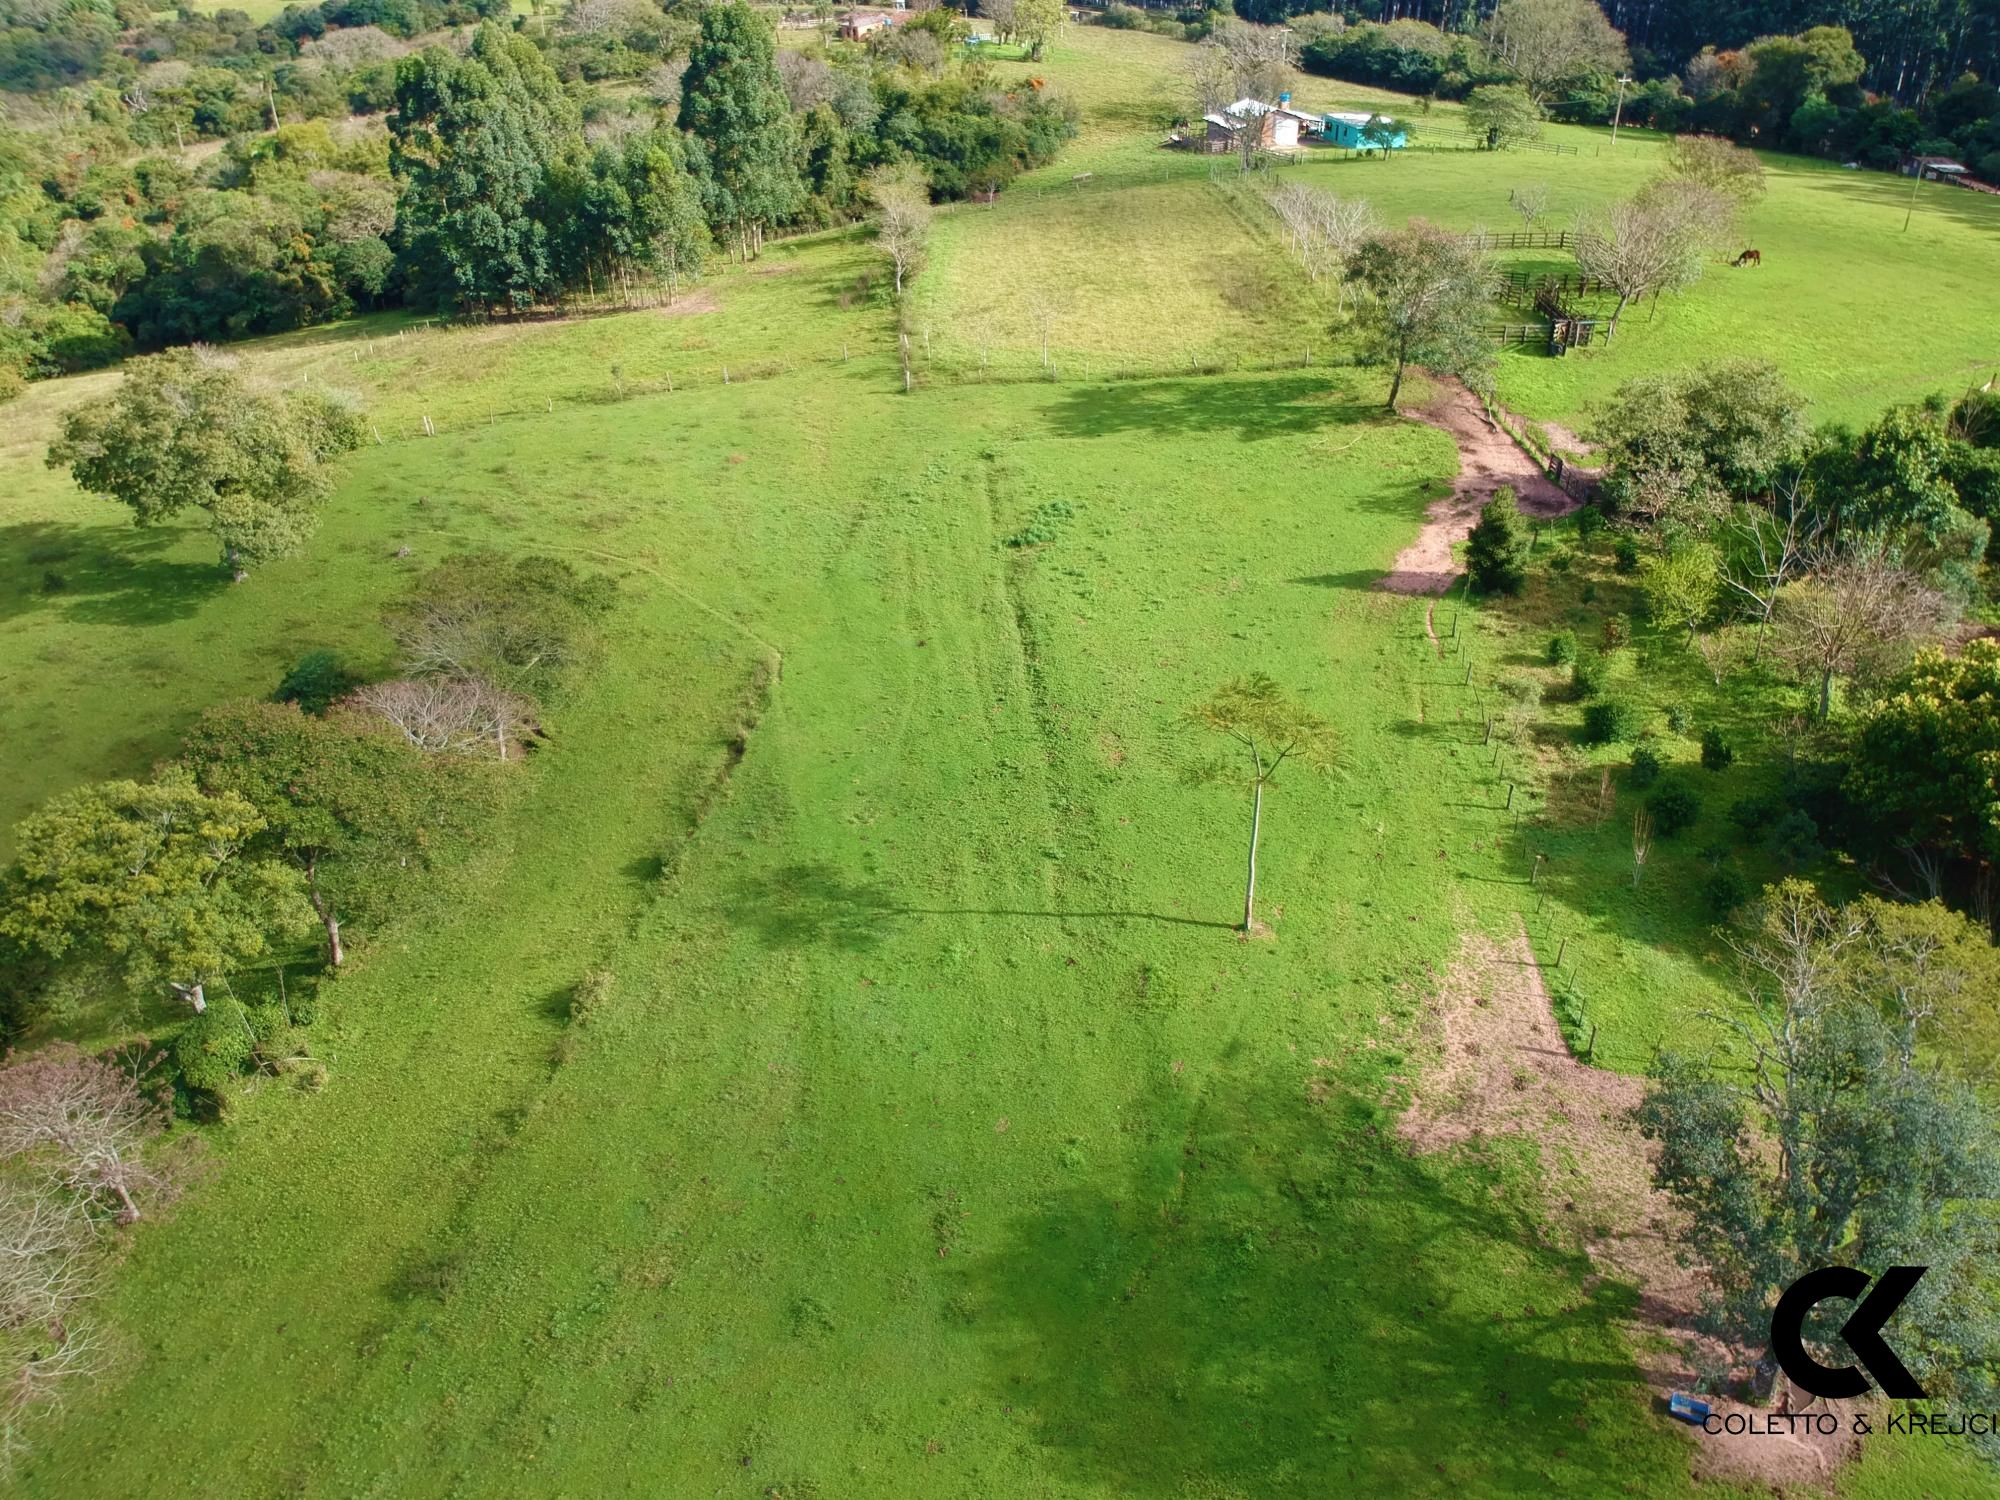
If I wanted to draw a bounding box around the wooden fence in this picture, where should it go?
[1464,228,1577,251]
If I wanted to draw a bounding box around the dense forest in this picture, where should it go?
[0,0,1074,388]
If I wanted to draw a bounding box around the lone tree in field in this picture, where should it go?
[1510,180,1551,226]
[0,771,314,1015]
[865,162,932,297]
[1662,133,1767,204]
[1488,0,1629,106]
[1347,221,1498,408]
[1465,84,1544,150]
[1639,881,2000,1414]
[1465,487,1530,594]
[1574,182,1729,335]
[1187,675,1338,934]
[47,350,363,581]
[1014,0,1064,62]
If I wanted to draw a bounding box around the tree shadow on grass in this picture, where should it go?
[725,862,1239,951]
[0,520,223,626]
[1291,570,1389,591]
[959,1070,1680,1496]
[1043,373,1385,443]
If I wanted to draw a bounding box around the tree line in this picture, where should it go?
[1262,0,2000,183]
[1,1,1077,392]
[0,338,621,1452]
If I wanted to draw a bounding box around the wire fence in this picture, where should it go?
[1426,600,1614,1069]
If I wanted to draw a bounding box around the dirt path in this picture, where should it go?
[1380,377,1578,596]
[1399,923,1863,1493]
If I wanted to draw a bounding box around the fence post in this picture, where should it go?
[1504,782,1515,810]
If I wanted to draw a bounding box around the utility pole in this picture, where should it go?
[1903,164,1923,231]
[1609,75,1632,147]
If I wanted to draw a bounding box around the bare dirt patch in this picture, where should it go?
[657,288,721,317]
[1399,922,1863,1493]
[1539,420,1597,458]
[1381,377,1577,595]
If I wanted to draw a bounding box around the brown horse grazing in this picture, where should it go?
[1733,248,1762,267]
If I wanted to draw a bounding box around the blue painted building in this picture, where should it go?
[1322,111,1407,150]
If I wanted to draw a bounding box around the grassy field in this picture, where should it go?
[922,27,2000,426]
[4,21,1999,1500]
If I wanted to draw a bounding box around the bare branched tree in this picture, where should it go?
[354,677,534,760]
[1772,550,1953,719]
[0,1181,95,1333]
[0,1046,172,1226]
[1267,185,1377,312]
[1510,181,1550,227]
[1574,182,1727,333]
[1025,284,1069,369]
[864,162,932,298]
[1719,491,1818,659]
[0,1318,104,1477]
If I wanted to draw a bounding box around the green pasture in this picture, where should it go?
[934,27,2000,428]
[5,21,1999,1500]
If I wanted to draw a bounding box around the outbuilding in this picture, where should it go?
[1322,111,1407,151]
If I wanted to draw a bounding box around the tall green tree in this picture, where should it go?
[1463,83,1543,148]
[179,701,480,969]
[678,3,802,260]
[1346,221,1496,408]
[391,22,582,311]
[561,132,709,301]
[46,349,363,580]
[1464,486,1529,594]
[0,771,314,1016]
[1639,882,2000,1415]
[1846,641,2000,902]
[1187,675,1339,934]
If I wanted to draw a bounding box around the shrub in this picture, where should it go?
[1464,487,1528,595]
[1099,3,1144,26]
[1699,728,1734,771]
[569,968,614,1026]
[1729,795,1776,836]
[1600,613,1630,651]
[1663,702,1690,734]
[1702,867,1751,917]
[1573,504,1604,543]
[174,997,255,1097]
[1613,537,1640,574]
[1648,781,1702,838]
[276,650,361,715]
[1767,808,1822,866]
[1497,674,1542,708]
[1628,745,1662,787]
[1569,652,1605,700]
[1581,699,1638,744]
[1580,580,1597,603]
[1547,631,1577,666]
